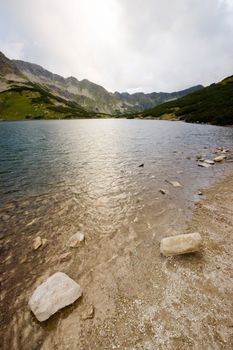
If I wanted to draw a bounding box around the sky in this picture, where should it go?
[0,0,233,93]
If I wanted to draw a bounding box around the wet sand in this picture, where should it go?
[0,170,233,349]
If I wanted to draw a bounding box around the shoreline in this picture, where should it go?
[1,169,233,349]
[0,117,233,127]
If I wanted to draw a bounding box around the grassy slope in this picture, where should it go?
[136,75,233,125]
[0,82,104,120]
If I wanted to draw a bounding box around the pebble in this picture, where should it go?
[214,155,226,162]
[198,162,211,168]
[59,252,72,263]
[68,232,85,248]
[204,160,215,165]
[81,304,95,320]
[165,180,182,188]
[33,237,42,250]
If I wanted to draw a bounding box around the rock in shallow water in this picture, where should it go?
[33,237,42,250]
[28,272,82,321]
[214,155,226,162]
[166,180,182,188]
[68,232,85,247]
[198,162,211,168]
[160,232,202,257]
[204,159,215,165]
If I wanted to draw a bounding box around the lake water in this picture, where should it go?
[1,119,233,234]
[1,119,233,349]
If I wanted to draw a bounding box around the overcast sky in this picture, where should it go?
[0,0,233,93]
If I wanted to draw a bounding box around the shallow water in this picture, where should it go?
[0,119,233,349]
[0,119,233,238]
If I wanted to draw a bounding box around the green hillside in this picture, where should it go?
[136,75,233,125]
[0,82,103,120]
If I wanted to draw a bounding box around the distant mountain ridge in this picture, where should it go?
[0,50,204,119]
[12,56,203,114]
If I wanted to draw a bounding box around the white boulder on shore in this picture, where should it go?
[160,232,202,257]
[28,272,82,321]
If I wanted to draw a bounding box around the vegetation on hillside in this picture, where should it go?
[131,76,233,125]
[0,82,109,120]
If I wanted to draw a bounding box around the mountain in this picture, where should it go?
[0,50,204,119]
[136,75,233,125]
[114,85,203,111]
[13,57,203,114]
[0,51,98,120]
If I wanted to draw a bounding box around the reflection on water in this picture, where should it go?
[1,119,233,206]
[1,119,233,237]
[0,120,233,349]
[1,119,233,238]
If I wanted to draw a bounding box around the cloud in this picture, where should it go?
[0,0,233,92]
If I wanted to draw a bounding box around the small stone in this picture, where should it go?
[165,180,182,188]
[28,272,82,322]
[204,160,215,165]
[2,214,10,221]
[42,238,48,248]
[33,237,42,250]
[59,252,72,263]
[214,155,226,162]
[159,189,167,195]
[198,162,211,168]
[81,304,95,320]
[68,232,85,248]
[138,163,144,167]
[198,191,203,196]
[160,232,202,256]
[196,155,202,160]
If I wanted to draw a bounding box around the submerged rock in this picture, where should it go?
[198,162,211,168]
[204,160,215,165]
[160,232,202,257]
[33,237,42,250]
[81,304,95,320]
[166,180,182,188]
[59,252,72,262]
[28,272,82,321]
[196,155,203,161]
[33,237,48,250]
[68,232,85,248]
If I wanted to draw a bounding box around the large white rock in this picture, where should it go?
[29,272,82,321]
[160,232,202,257]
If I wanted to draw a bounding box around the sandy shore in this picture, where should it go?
[1,172,233,349]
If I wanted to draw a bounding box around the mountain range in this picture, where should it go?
[135,75,233,125]
[0,51,203,119]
